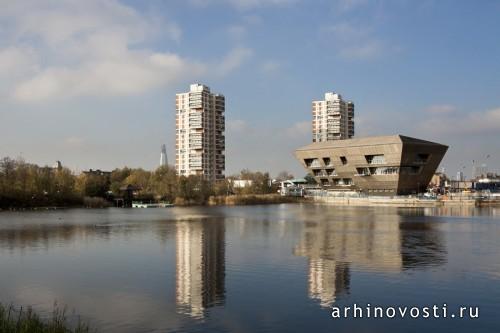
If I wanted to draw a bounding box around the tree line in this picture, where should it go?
[0,157,299,208]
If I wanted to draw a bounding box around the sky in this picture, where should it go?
[0,0,499,178]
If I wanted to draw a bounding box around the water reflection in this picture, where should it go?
[0,223,97,251]
[2,206,499,333]
[175,218,225,319]
[306,259,349,308]
[294,210,446,307]
[424,206,500,217]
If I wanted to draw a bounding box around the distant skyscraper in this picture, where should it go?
[456,171,464,181]
[312,92,354,142]
[52,160,62,170]
[175,84,225,181]
[160,144,168,167]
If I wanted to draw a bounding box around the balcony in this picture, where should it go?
[190,143,202,149]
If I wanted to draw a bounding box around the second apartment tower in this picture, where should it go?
[176,84,225,181]
[312,92,354,142]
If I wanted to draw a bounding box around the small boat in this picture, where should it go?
[132,202,174,208]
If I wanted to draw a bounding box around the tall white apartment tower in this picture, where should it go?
[175,84,225,181]
[312,92,354,142]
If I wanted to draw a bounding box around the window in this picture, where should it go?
[415,153,430,164]
[356,167,370,176]
[400,166,422,175]
[313,169,328,177]
[369,167,399,175]
[340,156,348,165]
[343,178,353,185]
[365,154,386,164]
[323,157,332,166]
[307,159,321,168]
[334,178,352,186]
[326,168,337,176]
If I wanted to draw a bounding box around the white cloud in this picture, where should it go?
[227,25,247,40]
[419,107,500,135]
[335,0,369,12]
[337,40,384,59]
[285,121,310,138]
[189,0,297,9]
[322,22,390,60]
[226,119,249,132]
[425,104,456,114]
[216,47,253,76]
[226,0,297,8]
[13,52,205,102]
[327,22,370,41]
[259,60,282,74]
[0,47,38,77]
[0,0,202,102]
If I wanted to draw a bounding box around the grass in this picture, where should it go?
[0,303,93,333]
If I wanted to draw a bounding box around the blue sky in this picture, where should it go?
[1,0,499,178]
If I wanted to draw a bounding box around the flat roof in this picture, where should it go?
[296,135,447,151]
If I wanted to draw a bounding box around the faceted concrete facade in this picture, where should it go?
[295,135,448,195]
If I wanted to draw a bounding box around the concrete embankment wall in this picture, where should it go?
[309,195,441,207]
[309,195,500,207]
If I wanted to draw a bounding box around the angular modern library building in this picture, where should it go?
[295,135,448,195]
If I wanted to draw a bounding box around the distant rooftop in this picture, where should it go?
[190,83,210,92]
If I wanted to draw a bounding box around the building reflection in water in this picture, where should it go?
[424,206,500,217]
[175,218,225,319]
[306,258,349,308]
[294,209,446,308]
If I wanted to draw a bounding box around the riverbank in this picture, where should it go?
[308,194,500,207]
[1,194,307,210]
[0,303,92,333]
[207,194,305,206]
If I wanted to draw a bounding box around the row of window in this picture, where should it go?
[356,167,399,176]
[305,153,430,168]
[320,178,354,186]
[305,156,348,167]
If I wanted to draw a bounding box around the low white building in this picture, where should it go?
[231,179,253,188]
[280,179,309,196]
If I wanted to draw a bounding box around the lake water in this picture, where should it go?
[1,204,499,332]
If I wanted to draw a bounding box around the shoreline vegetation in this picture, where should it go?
[0,194,305,211]
[0,303,92,333]
[209,193,303,206]
[0,157,306,210]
